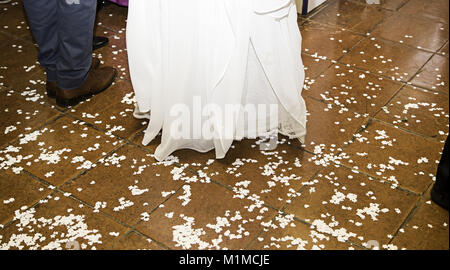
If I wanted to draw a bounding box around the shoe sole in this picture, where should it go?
[46,59,101,99]
[93,40,109,51]
[56,70,117,108]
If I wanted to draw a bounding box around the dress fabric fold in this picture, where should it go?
[127,0,307,161]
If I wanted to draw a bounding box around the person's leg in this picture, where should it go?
[55,0,116,107]
[56,0,97,90]
[97,0,105,12]
[93,0,109,50]
[22,0,58,85]
[431,137,449,211]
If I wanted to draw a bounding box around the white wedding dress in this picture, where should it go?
[127,0,307,161]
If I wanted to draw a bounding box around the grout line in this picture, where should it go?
[0,113,66,152]
[405,55,437,86]
[368,83,407,118]
[276,209,370,250]
[302,92,445,145]
[386,196,423,247]
[306,14,444,56]
[106,229,135,249]
[125,229,172,250]
[0,0,447,250]
[302,11,449,100]
[368,116,446,143]
[303,49,403,86]
[301,42,432,94]
[0,141,128,229]
[0,133,189,250]
[0,182,173,252]
[107,227,171,250]
[244,230,265,250]
[0,187,141,235]
[56,141,128,188]
[394,0,411,12]
[287,115,431,196]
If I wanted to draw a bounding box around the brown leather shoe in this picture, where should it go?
[46,81,58,98]
[46,58,101,98]
[56,66,117,107]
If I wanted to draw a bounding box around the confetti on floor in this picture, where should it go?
[0,0,448,250]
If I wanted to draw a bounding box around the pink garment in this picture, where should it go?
[109,0,128,6]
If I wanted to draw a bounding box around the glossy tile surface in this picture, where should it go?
[309,0,393,34]
[410,54,449,93]
[0,0,448,250]
[374,86,449,142]
[341,120,443,193]
[284,165,419,248]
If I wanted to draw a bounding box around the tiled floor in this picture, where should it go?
[0,0,448,250]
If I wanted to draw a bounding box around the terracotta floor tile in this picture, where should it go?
[300,21,365,60]
[297,15,309,26]
[422,182,434,201]
[309,0,393,34]
[375,86,449,142]
[391,199,449,250]
[351,0,409,11]
[341,120,443,193]
[0,170,52,225]
[130,131,162,154]
[170,149,216,170]
[134,182,278,250]
[0,63,57,110]
[248,217,356,250]
[409,54,449,93]
[0,193,128,250]
[340,37,433,82]
[0,116,123,186]
[187,138,322,210]
[0,31,9,46]
[61,144,186,227]
[69,79,147,140]
[0,2,33,42]
[438,41,448,57]
[96,3,128,32]
[0,88,60,148]
[92,31,130,81]
[284,165,419,248]
[305,63,403,115]
[371,13,449,52]
[19,72,59,108]
[0,39,43,90]
[398,0,449,24]
[94,24,117,40]
[0,60,57,110]
[0,0,447,251]
[302,53,332,83]
[110,231,166,250]
[303,97,368,152]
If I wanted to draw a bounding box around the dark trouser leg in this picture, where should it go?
[22,0,58,83]
[93,0,110,51]
[431,136,449,210]
[56,0,97,90]
[97,0,105,12]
